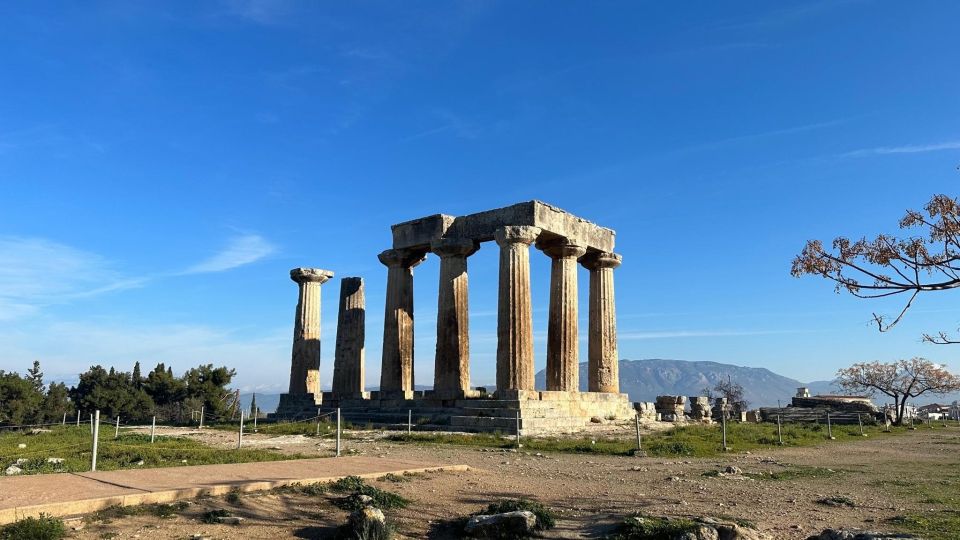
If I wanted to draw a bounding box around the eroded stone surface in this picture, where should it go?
[432,238,479,397]
[288,267,333,397]
[539,239,587,392]
[333,277,365,396]
[379,249,426,397]
[495,226,540,395]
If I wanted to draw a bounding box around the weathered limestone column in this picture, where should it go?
[538,239,587,392]
[431,238,479,398]
[379,248,426,399]
[332,277,365,397]
[580,252,622,393]
[288,268,334,397]
[494,226,541,395]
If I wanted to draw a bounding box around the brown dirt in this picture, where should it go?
[67,425,959,539]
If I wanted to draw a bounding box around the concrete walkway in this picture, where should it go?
[0,457,469,524]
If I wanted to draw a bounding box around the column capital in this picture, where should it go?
[378,248,427,269]
[290,267,335,284]
[430,237,480,258]
[537,238,587,260]
[579,251,622,270]
[494,225,541,247]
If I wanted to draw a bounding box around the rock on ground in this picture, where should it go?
[464,510,537,538]
[806,529,923,540]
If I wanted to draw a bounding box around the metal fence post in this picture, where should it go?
[114,416,120,439]
[826,412,834,439]
[62,412,66,426]
[238,411,244,449]
[336,408,341,457]
[408,410,412,435]
[635,413,642,451]
[777,414,783,445]
[721,413,728,451]
[253,411,258,432]
[858,413,864,436]
[91,410,100,472]
[317,408,321,437]
[150,416,156,444]
[199,406,204,429]
[76,410,80,427]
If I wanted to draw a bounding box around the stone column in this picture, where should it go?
[431,238,479,398]
[332,277,365,397]
[538,239,587,392]
[288,268,334,397]
[494,226,541,395]
[379,248,426,399]
[580,252,621,393]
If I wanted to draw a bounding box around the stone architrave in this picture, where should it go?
[494,225,541,395]
[431,238,479,398]
[538,239,587,392]
[332,277,365,397]
[580,251,622,393]
[379,248,426,398]
[288,268,334,397]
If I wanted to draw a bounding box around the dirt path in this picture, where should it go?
[79,425,959,538]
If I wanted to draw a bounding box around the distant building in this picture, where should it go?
[791,393,878,414]
[918,403,950,420]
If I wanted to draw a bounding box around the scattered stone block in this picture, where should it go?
[4,465,22,476]
[464,510,537,538]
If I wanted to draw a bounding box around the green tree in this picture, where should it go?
[132,361,142,389]
[42,382,74,423]
[70,366,155,422]
[0,371,45,425]
[250,393,258,419]
[27,360,44,392]
[183,364,236,420]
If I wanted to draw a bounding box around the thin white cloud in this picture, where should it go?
[843,140,960,157]
[619,329,809,340]
[1,320,290,390]
[0,236,142,320]
[183,234,276,274]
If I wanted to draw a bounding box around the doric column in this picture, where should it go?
[538,239,587,392]
[580,252,622,393]
[379,248,426,398]
[494,226,541,395]
[431,238,479,398]
[288,267,334,397]
[332,277,365,397]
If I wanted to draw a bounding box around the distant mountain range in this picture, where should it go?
[242,359,955,413]
[534,358,821,407]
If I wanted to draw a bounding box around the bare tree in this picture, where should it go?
[714,378,749,413]
[836,358,960,425]
[791,194,960,343]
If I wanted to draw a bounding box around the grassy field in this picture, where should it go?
[385,421,951,458]
[0,426,305,475]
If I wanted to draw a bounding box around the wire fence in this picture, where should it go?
[0,407,349,474]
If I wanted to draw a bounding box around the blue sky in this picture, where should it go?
[2,1,959,392]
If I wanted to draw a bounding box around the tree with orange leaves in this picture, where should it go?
[837,358,960,424]
[792,194,960,343]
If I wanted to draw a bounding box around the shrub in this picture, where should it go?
[202,509,231,523]
[480,499,556,530]
[609,515,700,539]
[330,476,409,511]
[0,514,66,540]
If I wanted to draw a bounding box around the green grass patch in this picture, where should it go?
[609,515,700,539]
[0,514,66,540]
[0,427,307,475]
[85,502,188,523]
[329,475,409,511]
[385,421,923,458]
[887,512,960,540]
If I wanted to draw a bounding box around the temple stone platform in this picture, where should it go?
[274,390,635,435]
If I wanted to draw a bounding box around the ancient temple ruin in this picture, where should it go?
[274,201,633,432]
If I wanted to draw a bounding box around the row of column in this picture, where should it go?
[379,225,621,399]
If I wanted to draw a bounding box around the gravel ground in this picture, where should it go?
[71,424,959,539]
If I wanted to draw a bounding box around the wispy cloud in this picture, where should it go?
[1,320,289,390]
[219,0,293,25]
[183,234,276,274]
[843,140,960,157]
[0,236,142,320]
[402,109,480,142]
[619,329,810,340]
